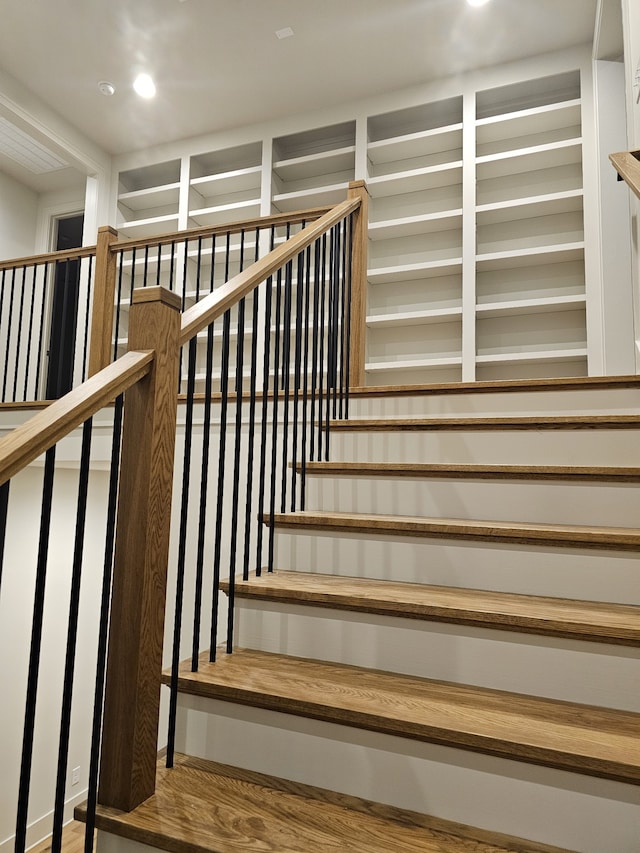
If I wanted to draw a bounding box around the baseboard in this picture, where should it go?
[0,788,88,853]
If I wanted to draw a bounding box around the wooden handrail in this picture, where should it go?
[179,196,361,346]
[610,150,640,201]
[0,350,153,487]
[110,205,334,254]
[0,244,97,272]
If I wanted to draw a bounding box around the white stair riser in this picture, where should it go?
[328,428,640,465]
[348,388,640,418]
[303,475,640,526]
[173,695,640,853]
[233,600,640,711]
[272,530,640,603]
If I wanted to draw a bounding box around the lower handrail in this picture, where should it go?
[0,350,153,486]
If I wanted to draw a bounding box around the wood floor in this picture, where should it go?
[28,821,90,853]
[77,754,574,853]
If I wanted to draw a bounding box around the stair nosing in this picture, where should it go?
[164,648,640,786]
[265,511,640,551]
[220,571,640,646]
[297,462,640,481]
[328,415,640,431]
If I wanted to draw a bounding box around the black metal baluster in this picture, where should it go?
[317,235,328,460]
[0,480,9,595]
[242,229,261,580]
[52,419,93,852]
[143,244,150,286]
[15,446,57,853]
[267,262,284,573]
[344,214,355,418]
[290,247,305,511]
[169,241,176,291]
[155,243,162,288]
[81,256,94,382]
[84,394,124,853]
[23,266,37,401]
[210,309,231,661]
[112,252,126,361]
[227,294,245,652]
[34,265,48,399]
[3,268,16,401]
[11,266,27,401]
[300,243,312,510]
[309,239,321,462]
[167,337,197,766]
[280,254,293,514]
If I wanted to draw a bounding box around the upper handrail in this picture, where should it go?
[0,350,153,486]
[610,150,640,201]
[0,244,97,272]
[179,196,360,346]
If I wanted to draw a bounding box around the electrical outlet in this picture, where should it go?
[71,767,80,786]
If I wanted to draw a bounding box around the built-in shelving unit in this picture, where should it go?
[365,97,464,383]
[112,54,609,386]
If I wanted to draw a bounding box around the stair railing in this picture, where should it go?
[164,184,367,769]
[0,244,97,402]
[0,184,367,851]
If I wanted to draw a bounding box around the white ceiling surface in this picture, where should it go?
[0,0,598,179]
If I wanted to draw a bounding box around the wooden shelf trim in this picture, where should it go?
[223,571,640,645]
[266,511,640,551]
[345,375,640,396]
[166,649,640,784]
[77,754,572,853]
[328,415,640,431]
[0,350,153,487]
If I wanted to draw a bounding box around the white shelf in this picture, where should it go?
[116,213,180,238]
[476,347,588,366]
[476,294,586,319]
[118,182,181,212]
[273,146,355,180]
[368,162,462,198]
[369,210,463,240]
[190,165,262,196]
[476,100,581,156]
[476,242,585,271]
[476,189,583,224]
[367,123,463,166]
[367,307,462,328]
[476,138,582,180]
[365,355,462,372]
[189,199,262,227]
[369,259,463,284]
[272,182,350,212]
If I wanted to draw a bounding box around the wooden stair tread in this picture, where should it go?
[329,415,640,430]
[267,510,640,550]
[299,461,640,481]
[222,571,640,645]
[165,649,640,784]
[77,754,573,853]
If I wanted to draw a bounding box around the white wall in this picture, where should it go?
[0,170,37,261]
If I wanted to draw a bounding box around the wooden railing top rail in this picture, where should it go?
[110,205,334,254]
[0,244,97,272]
[0,350,153,487]
[179,195,360,346]
[610,150,640,201]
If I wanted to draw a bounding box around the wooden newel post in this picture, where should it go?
[88,225,119,378]
[347,180,369,388]
[98,286,181,811]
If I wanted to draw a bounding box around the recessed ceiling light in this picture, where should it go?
[275,26,294,39]
[98,81,115,97]
[133,73,156,99]
[467,0,491,6]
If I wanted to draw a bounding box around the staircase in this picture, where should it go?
[86,378,640,853]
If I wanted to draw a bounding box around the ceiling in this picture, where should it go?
[0,0,599,188]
